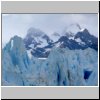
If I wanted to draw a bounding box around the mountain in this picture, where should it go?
[2,36,98,86]
[23,27,53,58]
[54,28,98,50]
[54,36,83,49]
[24,27,53,49]
[23,25,98,58]
[74,29,98,51]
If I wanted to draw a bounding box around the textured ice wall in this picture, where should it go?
[2,36,98,86]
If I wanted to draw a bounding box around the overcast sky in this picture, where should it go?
[2,14,98,45]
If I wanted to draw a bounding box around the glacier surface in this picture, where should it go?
[2,36,98,86]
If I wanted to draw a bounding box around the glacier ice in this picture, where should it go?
[2,36,98,86]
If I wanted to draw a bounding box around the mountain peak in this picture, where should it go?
[75,28,91,38]
[82,28,89,33]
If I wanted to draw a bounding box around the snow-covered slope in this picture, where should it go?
[2,36,98,86]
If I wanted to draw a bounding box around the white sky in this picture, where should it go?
[2,14,98,45]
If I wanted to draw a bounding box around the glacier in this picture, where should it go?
[2,36,98,86]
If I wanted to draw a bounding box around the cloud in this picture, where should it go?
[60,14,98,35]
[2,14,98,44]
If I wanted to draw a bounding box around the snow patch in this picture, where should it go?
[75,38,85,45]
[38,58,47,60]
[80,28,85,32]
[55,42,61,47]
[45,48,51,52]
[35,37,48,48]
[29,44,34,49]
[11,40,13,50]
[75,38,82,42]
[88,40,92,43]
[69,36,74,40]
[27,49,32,59]
[55,42,64,48]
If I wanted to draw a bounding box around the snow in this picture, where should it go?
[80,28,85,32]
[75,38,85,45]
[29,44,34,49]
[35,37,48,48]
[10,39,13,50]
[27,49,32,59]
[25,27,52,50]
[38,58,47,60]
[88,40,91,42]
[75,38,82,42]
[55,42,61,47]
[88,40,92,44]
[69,36,74,40]
[45,48,51,52]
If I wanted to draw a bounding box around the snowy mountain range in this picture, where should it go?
[23,24,98,58]
[2,24,98,86]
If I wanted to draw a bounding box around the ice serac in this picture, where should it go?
[41,47,98,86]
[2,36,34,85]
[2,35,46,86]
[4,36,31,72]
